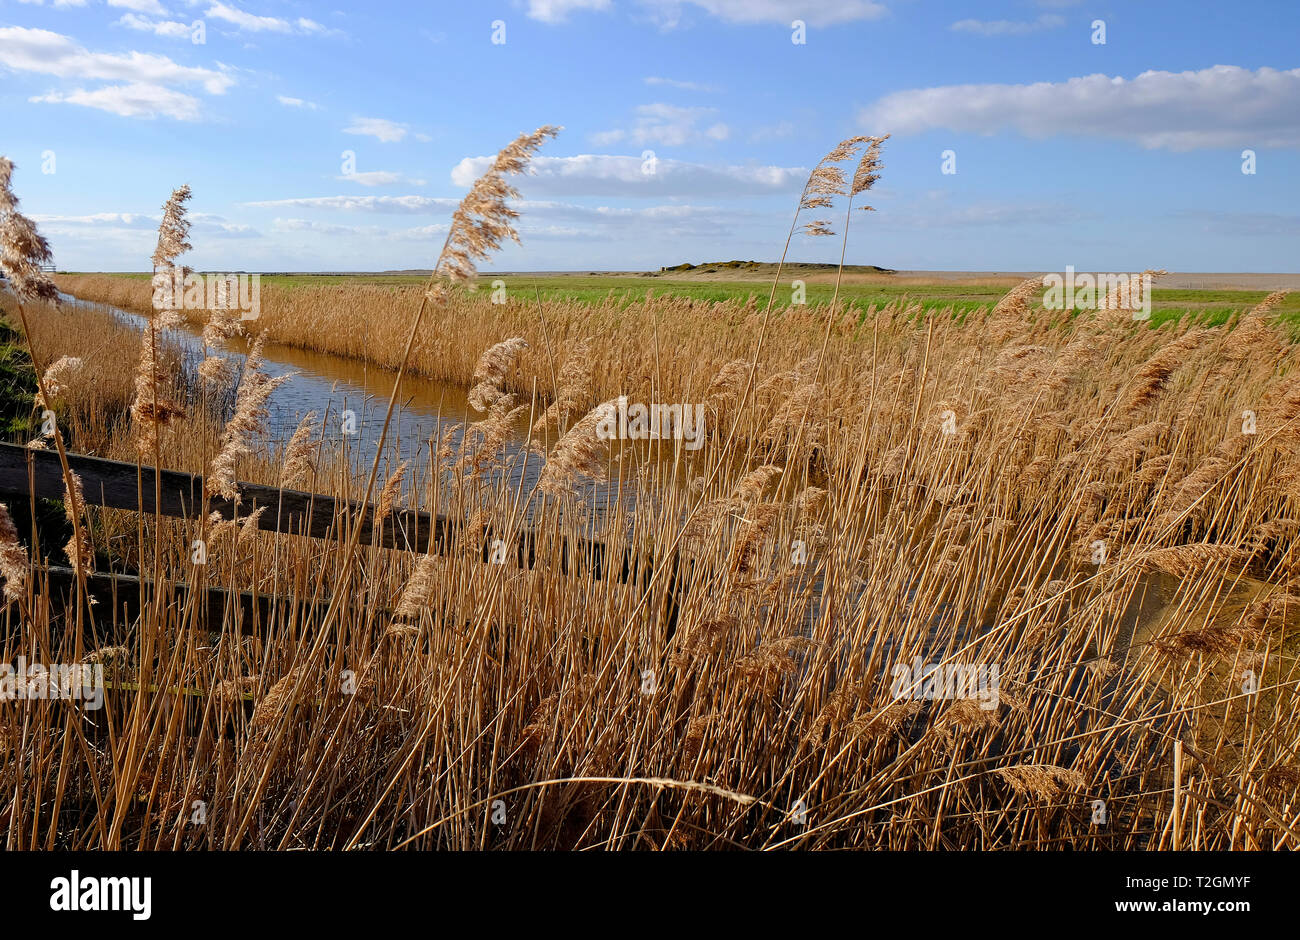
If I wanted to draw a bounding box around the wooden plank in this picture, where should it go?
[0,443,670,589]
[0,441,449,552]
[31,565,333,637]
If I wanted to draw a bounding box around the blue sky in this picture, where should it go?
[1,0,1297,273]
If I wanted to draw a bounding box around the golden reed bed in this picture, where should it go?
[1,136,1298,850]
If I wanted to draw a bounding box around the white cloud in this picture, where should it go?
[201,3,341,35]
[266,202,748,245]
[244,195,457,213]
[118,13,195,38]
[343,116,409,143]
[0,26,234,94]
[277,94,319,109]
[638,0,887,27]
[861,65,1300,150]
[272,218,448,239]
[31,82,202,120]
[593,103,730,146]
[517,200,745,239]
[32,212,153,226]
[190,212,258,237]
[204,2,292,32]
[950,14,1064,36]
[107,0,168,13]
[644,76,718,92]
[335,171,428,187]
[526,0,612,23]
[451,153,806,197]
[35,209,256,237]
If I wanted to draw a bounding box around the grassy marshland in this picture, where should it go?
[2,138,1298,851]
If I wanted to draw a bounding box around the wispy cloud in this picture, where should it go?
[950,14,1064,36]
[30,83,202,120]
[33,210,256,237]
[516,200,747,240]
[638,0,887,28]
[107,0,168,14]
[244,195,457,213]
[266,202,752,247]
[32,212,153,227]
[450,153,806,198]
[204,3,339,36]
[343,116,409,143]
[592,103,730,146]
[272,218,448,239]
[336,171,428,187]
[526,0,612,23]
[861,65,1300,150]
[277,94,320,109]
[0,26,234,94]
[644,75,719,92]
[117,13,195,38]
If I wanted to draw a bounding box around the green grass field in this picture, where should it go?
[59,271,1300,330]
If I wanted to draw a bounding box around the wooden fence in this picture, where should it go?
[0,442,682,631]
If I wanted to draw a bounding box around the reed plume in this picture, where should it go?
[995,764,1085,801]
[1125,328,1209,413]
[151,184,192,286]
[131,184,194,454]
[62,471,92,572]
[467,337,528,412]
[199,307,242,386]
[280,411,317,489]
[36,356,82,408]
[536,399,617,497]
[128,328,185,454]
[850,135,888,206]
[207,332,293,501]
[1100,269,1166,315]
[316,128,561,654]
[1,159,96,610]
[457,401,527,478]
[0,502,29,603]
[0,157,58,303]
[988,276,1045,341]
[1251,290,1289,316]
[393,554,441,621]
[534,337,594,435]
[705,358,750,433]
[434,126,561,288]
[377,461,409,516]
[800,136,870,210]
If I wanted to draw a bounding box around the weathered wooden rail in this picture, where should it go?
[0,441,450,553]
[36,564,332,635]
[0,442,684,630]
